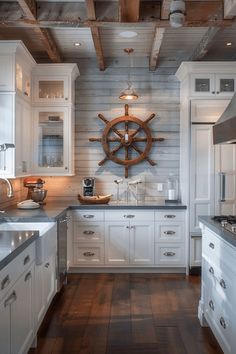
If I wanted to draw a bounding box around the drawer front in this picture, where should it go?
[73,223,104,243]
[155,243,185,266]
[73,243,104,265]
[73,210,104,222]
[155,211,185,222]
[0,242,35,302]
[105,210,154,222]
[155,222,184,243]
[204,287,236,354]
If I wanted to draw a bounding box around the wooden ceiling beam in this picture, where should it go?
[189,26,220,60]
[119,0,140,22]
[16,0,61,62]
[161,0,171,20]
[149,28,165,71]
[85,0,105,71]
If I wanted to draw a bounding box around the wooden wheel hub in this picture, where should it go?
[89,104,165,177]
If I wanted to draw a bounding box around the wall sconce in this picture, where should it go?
[170,0,185,28]
[119,48,138,101]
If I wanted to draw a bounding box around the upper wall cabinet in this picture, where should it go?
[32,65,79,104]
[0,41,35,178]
[191,74,236,97]
[0,41,34,102]
[176,62,236,99]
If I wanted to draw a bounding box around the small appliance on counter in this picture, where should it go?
[23,177,48,204]
[82,177,95,196]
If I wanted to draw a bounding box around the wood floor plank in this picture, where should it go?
[29,274,223,354]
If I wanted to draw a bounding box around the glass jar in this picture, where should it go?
[166,174,178,201]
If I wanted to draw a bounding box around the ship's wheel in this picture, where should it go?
[89,104,164,178]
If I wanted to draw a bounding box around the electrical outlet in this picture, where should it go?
[157,183,163,192]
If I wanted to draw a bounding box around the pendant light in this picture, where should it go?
[119,48,138,101]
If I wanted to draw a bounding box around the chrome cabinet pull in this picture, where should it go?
[163,251,176,257]
[4,291,17,307]
[59,218,67,223]
[83,215,94,219]
[124,214,135,218]
[164,215,176,219]
[164,230,176,235]
[209,300,214,311]
[83,230,95,235]
[126,226,130,229]
[83,251,95,257]
[219,172,226,202]
[1,275,10,290]
[45,262,50,268]
[220,317,226,329]
[219,279,226,289]
[209,242,215,249]
[24,271,32,282]
[209,266,214,275]
[23,255,30,265]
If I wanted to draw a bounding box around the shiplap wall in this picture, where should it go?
[0,57,180,205]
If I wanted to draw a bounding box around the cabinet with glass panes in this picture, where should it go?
[190,73,236,97]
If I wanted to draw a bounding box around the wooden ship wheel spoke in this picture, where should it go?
[89,104,165,178]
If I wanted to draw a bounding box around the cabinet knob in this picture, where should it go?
[212,91,215,94]
[164,230,176,235]
[209,266,214,275]
[65,98,68,100]
[216,91,220,94]
[219,316,226,329]
[65,167,68,170]
[209,242,215,249]
[1,275,10,290]
[45,262,50,268]
[83,251,95,257]
[209,300,214,311]
[163,251,175,257]
[219,279,226,289]
[83,230,95,235]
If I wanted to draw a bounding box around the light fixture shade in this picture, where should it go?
[170,0,185,28]
[119,86,139,100]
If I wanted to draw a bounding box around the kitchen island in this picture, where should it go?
[198,216,236,354]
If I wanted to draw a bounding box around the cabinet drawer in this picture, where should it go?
[155,243,185,266]
[0,242,35,302]
[73,210,104,222]
[155,211,185,222]
[105,210,154,221]
[202,229,236,270]
[155,222,184,243]
[73,243,104,265]
[73,223,104,243]
[204,287,236,354]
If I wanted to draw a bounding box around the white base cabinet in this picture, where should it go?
[199,223,236,354]
[70,209,186,270]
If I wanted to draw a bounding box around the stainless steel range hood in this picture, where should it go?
[213,92,236,144]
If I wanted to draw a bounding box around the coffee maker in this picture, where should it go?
[82,177,95,196]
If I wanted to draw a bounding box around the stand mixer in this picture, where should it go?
[23,177,48,204]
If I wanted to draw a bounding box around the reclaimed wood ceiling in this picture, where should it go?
[0,0,235,70]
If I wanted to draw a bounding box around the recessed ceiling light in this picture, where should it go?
[119,31,138,38]
[226,42,232,46]
[74,42,82,47]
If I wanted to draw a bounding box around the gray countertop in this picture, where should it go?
[199,216,236,248]
[0,230,39,271]
[0,200,187,222]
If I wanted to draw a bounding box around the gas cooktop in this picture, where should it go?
[212,215,236,235]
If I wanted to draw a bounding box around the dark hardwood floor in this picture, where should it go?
[29,274,223,354]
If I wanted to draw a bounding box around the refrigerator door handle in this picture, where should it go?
[219,172,226,202]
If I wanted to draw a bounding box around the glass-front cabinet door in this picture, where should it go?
[33,107,71,175]
[215,74,236,97]
[33,76,69,103]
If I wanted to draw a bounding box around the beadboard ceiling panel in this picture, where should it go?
[50,28,97,59]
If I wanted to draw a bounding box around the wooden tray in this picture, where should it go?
[78,194,111,204]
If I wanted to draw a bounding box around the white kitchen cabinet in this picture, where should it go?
[0,41,35,178]
[190,73,236,97]
[32,64,79,104]
[32,106,74,175]
[199,223,236,354]
[35,253,57,330]
[105,222,129,265]
[129,221,154,265]
[31,64,79,176]
[0,242,35,354]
